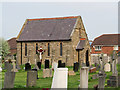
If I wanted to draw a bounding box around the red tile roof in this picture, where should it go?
[91,34,120,46]
[28,16,78,21]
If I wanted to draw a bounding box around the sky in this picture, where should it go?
[0,1,119,41]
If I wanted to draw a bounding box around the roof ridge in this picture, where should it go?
[7,37,16,41]
[102,34,120,35]
[28,16,79,21]
[93,33,120,42]
[91,34,120,46]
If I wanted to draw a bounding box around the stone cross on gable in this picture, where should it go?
[37,46,45,62]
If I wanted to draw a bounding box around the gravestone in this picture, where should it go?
[118,76,120,87]
[68,70,75,76]
[45,60,49,69]
[32,69,39,79]
[43,69,52,78]
[60,63,65,68]
[73,62,79,72]
[58,60,62,68]
[98,71,105,89]
[4,62,13,72]
[112,60,118,76]
[50,68,52,77]
[4,71,16,88]
[37,62,41,69]
[11,60,18,72]
[51,68,68,88]
[80,67,89,88]
[0,67,2,72]
[89,67,96,73]
[95,63,97,67]
[26,70,37,87]
[25,63,31,71]
[104,63,111,72]
[107,75,118,87]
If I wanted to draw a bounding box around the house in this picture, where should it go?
[16,16,90,66]
[91,34,120,56]
[7,37,17,56]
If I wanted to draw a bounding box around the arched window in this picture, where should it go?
[25,43,27,56]
[36,43,38,54]
[48,43,50,56]
[60,43,62,56]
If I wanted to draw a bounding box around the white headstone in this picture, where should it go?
[51,68,68,88]
[104,63,111,72]
[0,67,2,72]
[80,67,89,88]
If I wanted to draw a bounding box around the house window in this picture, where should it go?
[48,43,50,56]
[25,43,27,56]
[95,46,101,51]
[36,43,38,54]
[60,43,62,56]
[114,45,118,50]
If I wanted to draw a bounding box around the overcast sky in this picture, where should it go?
[0,1,118,41]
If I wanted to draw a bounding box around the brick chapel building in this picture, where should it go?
[16,16,90,66]
[91,34,120,56]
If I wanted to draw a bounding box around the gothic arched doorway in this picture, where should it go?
[86,50,89,67]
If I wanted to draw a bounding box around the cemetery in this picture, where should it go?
[0,51,120,89]
[0,36,120,89]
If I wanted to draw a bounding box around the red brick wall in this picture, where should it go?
[9,49,17,55]
[91,46,119,55]
[102,46,114,55]
[91,47,102,54]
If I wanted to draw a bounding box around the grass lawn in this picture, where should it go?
[0,64,119,89]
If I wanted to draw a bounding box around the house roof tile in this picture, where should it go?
[91,34,120,46]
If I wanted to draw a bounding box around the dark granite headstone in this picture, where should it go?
[95,63,97,67]
[60,63,65,68]
[73,62,79,72]
[107,75,118,87]
[37,62,41,69]
[32,69,39,79]
[4,71,16,88]
[58,60,62,68]
[26,70,37,87]
[45,60,49,69]
[25,63,31,71]
[4,62,13,72]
